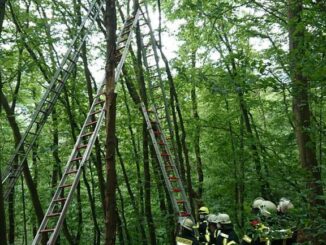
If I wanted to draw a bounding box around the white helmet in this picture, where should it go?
[180,217,194,231]
[259,200,277,217]
[252,197,265,209]
[207,214,219,224]
[277,198,294,213]
[216,213,231,224]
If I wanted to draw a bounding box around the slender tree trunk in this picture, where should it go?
[0,90,45,230]
[190,52,204,199]
[116,143,147,242]
[104,0,117,243]
[288,2,325,242]
[0,166,6,244]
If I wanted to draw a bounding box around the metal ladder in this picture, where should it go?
[138,8,193,222]
[1,0,106,200]
[32,9,141,245]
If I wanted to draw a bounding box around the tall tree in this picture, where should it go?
[288,0,325,234]
[104,0,117,244]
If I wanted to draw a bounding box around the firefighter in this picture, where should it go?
[271,198,296,245]
[242,199,277,245]
[214,213,240,245]
[207,214,219,244]
[198,206,210,244]
[176,217,199,245]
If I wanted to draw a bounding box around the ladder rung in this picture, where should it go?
[116,45,125,51]
[139,22,147,27]
[77,144,87,150]
[122,29,130,36]
[59,184,73,189]
[71,157,83,162]
[179,212,191,217]
[172,188,181,192]
[155,106,164,110]
[146,53,154,58]
[86,121,97,127]
[177,200,186,204]
[127,16,134,21]
[94,100,104,106]
[54,197,67,203]
[169,176,178,181]
[47,212,61,218]
[39,109,47,114]
[57,79,64,83]
[45,99,54,105]
[161,152,170,157]
[90,109,102,116]
[81,132,93,138]
[150,120,157,124]
[125,22,133,29]
[66,169,78,175]
[67,56,77,63]
[153,131,161,136]
[40,228,55,233]
[118,37,128,44]
[144,43,152,48]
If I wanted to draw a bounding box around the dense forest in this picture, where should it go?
[0,0,325,244]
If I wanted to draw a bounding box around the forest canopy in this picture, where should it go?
[0,0,325,244]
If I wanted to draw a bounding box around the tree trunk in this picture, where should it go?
[0,90,45,230]
[104,0,117,243]
[288,2,325,241]
[190,51,204,199]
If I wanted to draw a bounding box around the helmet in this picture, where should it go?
[252,197,265,209]
[207,214,219,224]
[277,198,294,213]
[199,206,209,215]
[180,217,194,231]
[216,213,231,224]
[259,200,277,217]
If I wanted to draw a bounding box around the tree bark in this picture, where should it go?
[104,0,117,244]
[190,51,204,199]
[0,90,45,229]
[288,0,325,218]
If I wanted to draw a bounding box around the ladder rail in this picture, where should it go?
[32,8,141,244]
[138,7,194,222]
[1,0,105,199]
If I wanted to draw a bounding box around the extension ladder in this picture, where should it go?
[31,9,141,245]
[138,8,193,222]
[1,0,105,200]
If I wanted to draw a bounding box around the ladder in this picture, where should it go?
[138,8,193,222]
[1,0,105,200]
[32,9,141,245]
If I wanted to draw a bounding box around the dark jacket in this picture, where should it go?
[198,220,209,243]
[212,224,239,245]
[177,229,199,245]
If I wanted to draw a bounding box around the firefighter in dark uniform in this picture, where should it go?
[213,213,239,245]
[197,207,210,244]
[176,217,199,245]
[207,214,219,244]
